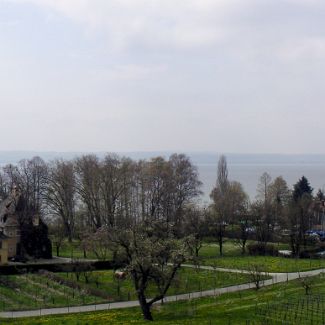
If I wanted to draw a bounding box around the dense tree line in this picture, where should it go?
[209,156,321,257]
[0,154,202,238]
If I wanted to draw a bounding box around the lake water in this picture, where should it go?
[123,153,325,202]
[198,162,325,204]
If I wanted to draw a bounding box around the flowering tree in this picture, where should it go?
[108,220,191,321]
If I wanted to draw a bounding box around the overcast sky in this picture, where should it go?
[1,0,325,154]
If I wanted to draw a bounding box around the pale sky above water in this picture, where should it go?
[1,1,325,153]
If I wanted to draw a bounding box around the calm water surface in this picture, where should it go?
[198,163,325,204]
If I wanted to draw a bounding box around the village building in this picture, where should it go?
[0,187,52,265]
[0,187,21,262]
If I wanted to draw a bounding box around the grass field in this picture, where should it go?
[3,274,325,324]
[52,240,101,259]
[198,242,325,273]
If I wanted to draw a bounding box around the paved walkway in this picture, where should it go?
[0,266,324,319]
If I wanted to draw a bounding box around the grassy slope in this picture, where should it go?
[3,274,325,324]
[60,268,253,301]
[0,273,102,311]
[0,268,252,311]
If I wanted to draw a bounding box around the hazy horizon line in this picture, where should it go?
[0,150,325,156]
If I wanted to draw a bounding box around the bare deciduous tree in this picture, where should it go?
[48,217,65,257]
[82,226,111,260]
[248,264,265,290]
[75,155,103,229]
[183,206,207,257]
[46,160,76,242]
[210,155,230,256]
[252,172,275,248]
[3,157,49,224]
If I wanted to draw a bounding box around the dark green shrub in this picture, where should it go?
[247,243,278,256]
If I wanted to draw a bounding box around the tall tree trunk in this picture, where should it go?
[290,234,294,256]
[138,291,153,321]
[241,239,247,255]
[218,227,223,256]
[68,230,73,243]
[219,234,223,256]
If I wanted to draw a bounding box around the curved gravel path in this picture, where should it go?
[0,266,324,319]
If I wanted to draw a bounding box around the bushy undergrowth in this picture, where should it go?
[247,243,278,256]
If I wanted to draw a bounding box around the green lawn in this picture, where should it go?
[3,273,325,324]
[52,240,103,260]
[202,255,325,273]
[198,242,325,273]
[198,240,291,258]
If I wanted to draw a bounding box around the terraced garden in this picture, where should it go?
[0,267,253,311]
[61,267,255,301]
[256,294,325,324]
[0,273,103,311]
[3,273,325,324]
